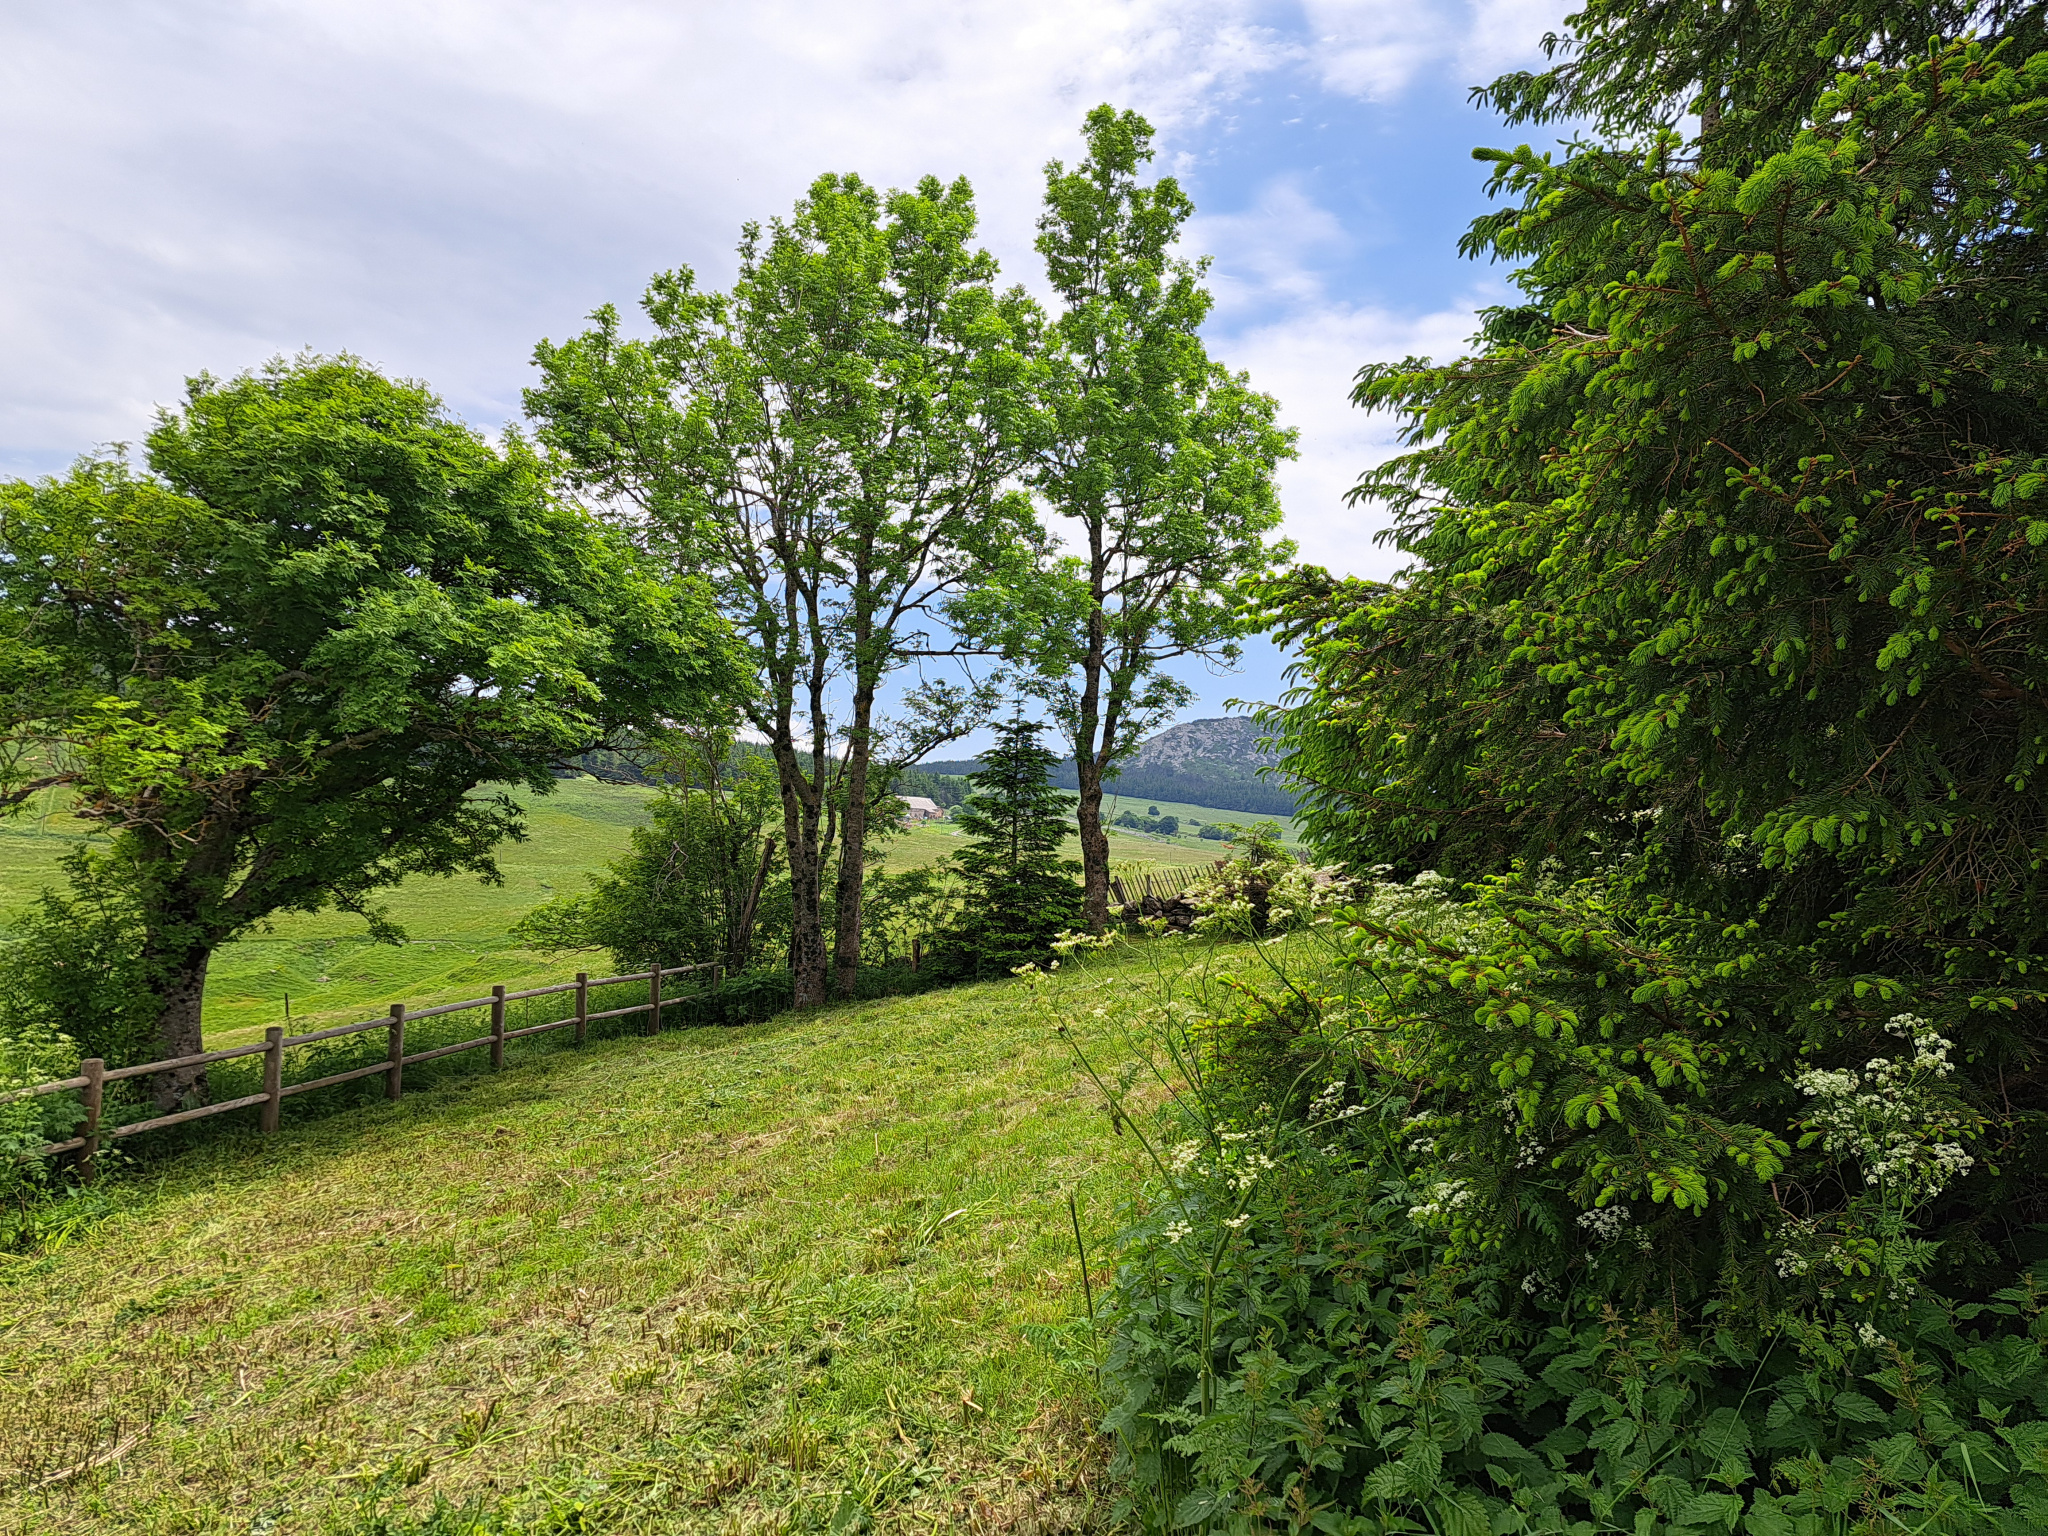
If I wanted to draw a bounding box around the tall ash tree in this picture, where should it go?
[527,173,1041,1008]
[0,357,738,1107]
[966,107,1295,932]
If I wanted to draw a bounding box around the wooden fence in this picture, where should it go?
[9,961,720,1180]
[1110,862,1219,908]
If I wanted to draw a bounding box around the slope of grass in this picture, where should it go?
[879,818,1226,874]
[0,938,1265,1535]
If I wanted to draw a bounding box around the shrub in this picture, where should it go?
[0,1015,78,1212]
[1179,824,1352,941]
[0,846,157,1067]
[513,753,784,976]
[1063,894,2048,1533]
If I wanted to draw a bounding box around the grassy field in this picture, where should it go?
[0,937,1273,1535]
[0,780,1251,1047]
[1090,790,1301,851]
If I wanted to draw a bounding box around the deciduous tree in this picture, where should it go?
[967,107,1294,932]
[0,356,736,1105]
[527,173,1040,1006]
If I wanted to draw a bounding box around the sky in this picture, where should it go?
[0,0,1572,740]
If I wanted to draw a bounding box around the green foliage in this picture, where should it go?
[0,355,736,1096]
[1131,27,2048,1524]
[0,1010,74,1211]
[953,104,1295,928]
[526,171,1039,1006]
[513,743,782,975]
[1105,1119,2048,1535]
[1178,824,1350,942]
[0,846,156,1067]
[1255,39,2048,1281]
[857,864,963,968]
[930,718,1082,979]
[1116,810,1180,836]
[1477,0,2048,167]
[1078,913,2048,1534]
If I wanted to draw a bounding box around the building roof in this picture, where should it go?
[900,796,942,813]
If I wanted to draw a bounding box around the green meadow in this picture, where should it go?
[0,778,1252,1047]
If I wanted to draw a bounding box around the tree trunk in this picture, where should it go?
[1074,599,1113,932]
[1075,751,1112,932]
[147,945,213,1112]
[831,687,877,1001]
[732,835,776,969]
[778,773,829,1009]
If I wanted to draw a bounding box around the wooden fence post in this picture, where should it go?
[79,1058,104,1184]
[261,1027,283,1134]
[646,965,663,1035]
[386,1004,406,1100]
[574,971,589,1046]
[490,985,507,1070]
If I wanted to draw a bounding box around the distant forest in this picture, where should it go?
[565,749,976,813]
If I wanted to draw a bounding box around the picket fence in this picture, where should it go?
[10,961,719,1180]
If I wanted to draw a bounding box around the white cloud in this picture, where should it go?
[1221,295,1494,579]
[1297,0,1569,99]
[1189,176,1352,316]
[0,0,1286,472]
[0,0,1539,593]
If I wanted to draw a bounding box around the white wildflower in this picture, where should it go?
[1576,1205,1635,1243]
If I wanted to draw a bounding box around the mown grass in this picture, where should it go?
[0,938,1272,1535]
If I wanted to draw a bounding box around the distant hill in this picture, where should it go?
[922,716,1298,818]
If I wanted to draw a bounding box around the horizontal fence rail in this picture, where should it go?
[5,961,721,1180]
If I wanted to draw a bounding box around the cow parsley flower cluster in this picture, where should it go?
[1576,1205,1635,1242]
[1306,1077,1370,1130]
[1410,1179,1474,1227]
[1183,842,1356,940]
[1793,1013,1976,1205]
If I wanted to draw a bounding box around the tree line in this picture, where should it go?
[0,106,1292,1105]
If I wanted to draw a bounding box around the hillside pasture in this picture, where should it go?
[0,938,1279,1535]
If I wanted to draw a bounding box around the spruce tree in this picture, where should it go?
[934,718,1082,979]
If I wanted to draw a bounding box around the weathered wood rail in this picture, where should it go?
[1109,862,1216,908]
[7,961,719,1179]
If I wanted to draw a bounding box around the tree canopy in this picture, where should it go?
[1258,32,2048,1292]
[527,172,1041,1008]
[0,355,737,1102]
[959,105,1294,933]
[931,716,1081,980]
